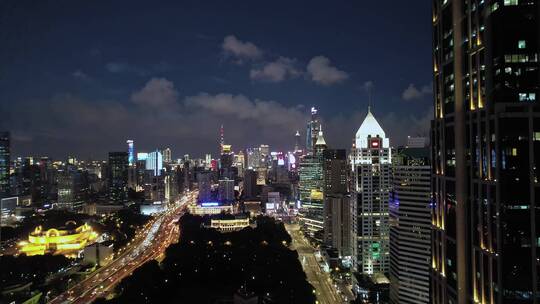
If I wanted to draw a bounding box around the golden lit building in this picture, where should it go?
[19,221,98,257]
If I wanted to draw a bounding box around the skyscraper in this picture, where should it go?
[108,152,128,203]
[146,150,163,176]
[323,149,352,258]
[306,107,321,154]
[298,124,326,241]
[0,132,9,197]
[163,147,172,164]
[351,107,391,276]
[197,171,213,203]
[431,1,539,303]
[389,147,431,304]
[126,140,135,166]
[218,179,235,202]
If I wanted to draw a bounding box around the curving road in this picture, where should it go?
[48,191,197,304]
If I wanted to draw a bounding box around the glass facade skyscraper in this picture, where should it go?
[431,1,539,303]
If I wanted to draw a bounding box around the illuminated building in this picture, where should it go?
[306,107,321,154]
[19,222,98,257]
[323,149,352,258]
[187,202,234,215]
[389,147,430,304]
[126,140,135,166]
[146,150,163,176]
[108,152,129,203]
[294,130,302,153]
[162,147,172,164]
[431,1,539,303]
[210,217,250,232]
[298,128,327,241]
[246,147,261,169]
[0,132,9,197]
[57,168,87,210]
[351,107,391,276]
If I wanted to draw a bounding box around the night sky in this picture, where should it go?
[0,0,433,159]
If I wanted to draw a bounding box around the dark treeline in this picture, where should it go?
[96,214,316,304]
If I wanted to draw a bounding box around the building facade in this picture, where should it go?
[108,152,128,203]
[351,108,392,276]
[389,147,431,304]
[431,1,539,303]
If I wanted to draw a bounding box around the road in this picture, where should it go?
[49,191,197,304]
[286,223,345,304]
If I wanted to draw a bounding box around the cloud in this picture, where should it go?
[306,56,349,86]
[131,78,179,108]
[222,35,263,62]
[402,83,433,101]
[249,57,301,82]
[72,70,90,80]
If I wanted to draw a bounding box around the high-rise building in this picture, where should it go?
[306,107,321,154]
[0,132,10,197]
[197,171,212,203]
[163,147,172,164]
[243,169,258,199]
[323,149,352,258]
[218,179,235,202]
[57,168,87,210]
[294,130,302,153]
[389,147,431,304]
[246,147,261,169]
[431,1,539,303]
[127,140,135,166]
[108,152,128,203]
[298,125,327,241]
[351,107,391,276]
[146,150,163,176]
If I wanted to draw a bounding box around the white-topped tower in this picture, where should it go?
[351,107,392,277]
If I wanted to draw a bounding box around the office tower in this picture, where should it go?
[57,168,87,210]
[218,179,235,202]
[351,107,391,276]
[246,147,261,169]
[163,147,172,164]
[298,126,326,241]
[197,171,212,203]
[294,130,302,153]
[127,140,135,166]
[108,152,128,203]
[389,147,431,304]
[306,107,321,154]
[0,132,9,197]
[205,154,212,167]
[146,150,163,176]
[243,169,258,199]
[432,1,539,303]
[259,145,270,168]
[323,149,352,258]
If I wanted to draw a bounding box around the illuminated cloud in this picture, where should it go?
[402,83,432,101]
[222,35,263,62]
[307,56,349,86]
[249,57,301,83]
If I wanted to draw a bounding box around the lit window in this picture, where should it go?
[504,0,518,5]
[519,93,536,102]
[518,40,526,49]
[534,132,540,141]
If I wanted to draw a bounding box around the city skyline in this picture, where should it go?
[0,1,433,159]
